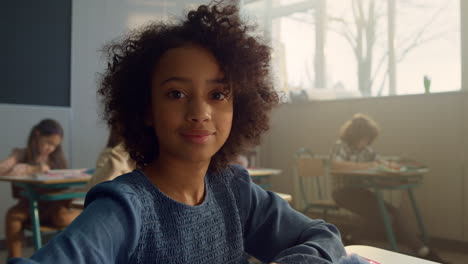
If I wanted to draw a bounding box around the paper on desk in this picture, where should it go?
[34,169,89,179]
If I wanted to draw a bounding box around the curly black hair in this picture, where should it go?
[98,3,279,171]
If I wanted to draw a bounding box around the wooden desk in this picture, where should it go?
[246,168,292,203]
[332,168,428,252]
[275,192,292,203]
[345,245,438,264]
[0,172,90,250]
[248,168,282,190]
[248,168,282,177]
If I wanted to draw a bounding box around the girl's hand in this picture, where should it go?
[377,160,402,171]
[41,163,51,172]
[38,163,50,173]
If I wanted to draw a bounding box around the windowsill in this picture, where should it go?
[283,90,466,106]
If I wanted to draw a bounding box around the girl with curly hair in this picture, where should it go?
[1,119,80,258]
[9,3,351,264]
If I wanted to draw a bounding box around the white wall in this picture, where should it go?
[0,104,71,239]
[460,0,468,242]
[69,0,114,169]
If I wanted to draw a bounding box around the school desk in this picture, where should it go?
[331,168,428,252]
[248,168,282,190]
[0,172,90,250]
[345,245,439,264]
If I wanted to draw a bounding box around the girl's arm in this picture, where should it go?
[9,163,47,176]
[234,167,346,264]
[1,148,48,176]
[8,181,142,264]
[0,149,25,176]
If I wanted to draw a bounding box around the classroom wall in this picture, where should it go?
[460,0,468,242]
[261,92,468,242]
[0,104,71,239]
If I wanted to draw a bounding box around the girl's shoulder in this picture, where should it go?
[9,148,27,162]
[211,164,249,179]
[208,165,251,190]
[85,170,144,206]
[0,148,27,176]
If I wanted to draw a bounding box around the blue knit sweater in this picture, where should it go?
[9,165,346,264]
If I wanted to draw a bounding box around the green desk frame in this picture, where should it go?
[335,172,428,252]
[14,182,87,250]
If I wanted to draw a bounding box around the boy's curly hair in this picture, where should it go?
[98,3,279,171]
[339,113,380,146]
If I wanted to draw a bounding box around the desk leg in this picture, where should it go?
[28,198,42,250]
[375,190,399,252]
[408,189,428,245]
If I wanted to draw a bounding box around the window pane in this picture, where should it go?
[241,0,461,100]
[395,0,460,95]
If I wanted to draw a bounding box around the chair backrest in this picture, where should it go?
[294,149,329,202]
[296,157,325,178]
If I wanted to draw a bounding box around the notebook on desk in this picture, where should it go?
[376,165,428,174]
[34,169,90,180]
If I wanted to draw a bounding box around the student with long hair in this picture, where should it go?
[0,119,80,258]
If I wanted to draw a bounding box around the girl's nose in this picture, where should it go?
[186,98,211,123]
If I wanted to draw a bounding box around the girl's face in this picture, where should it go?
[37,134,62,157]
[148,45,233,164]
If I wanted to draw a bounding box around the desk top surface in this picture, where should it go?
[0,169,91,184]
[248,168,282,176]
[345,245,438,264]
[0,168,282,184]
[331,167,428,177]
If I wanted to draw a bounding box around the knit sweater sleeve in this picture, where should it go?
[8,180,142,264]
[231,166,346,264]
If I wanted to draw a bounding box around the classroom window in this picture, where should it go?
[240,0,461,101]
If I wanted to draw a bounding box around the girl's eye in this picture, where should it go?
[211,91,228,101]
[167,90,186,99]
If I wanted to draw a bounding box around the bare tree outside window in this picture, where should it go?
[242,0,460,100]
[329,0,458,97]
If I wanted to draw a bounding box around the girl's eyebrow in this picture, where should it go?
[159,77,227,86]
[159,77,190,86]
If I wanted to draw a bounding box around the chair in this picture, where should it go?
[294,148,339,218]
